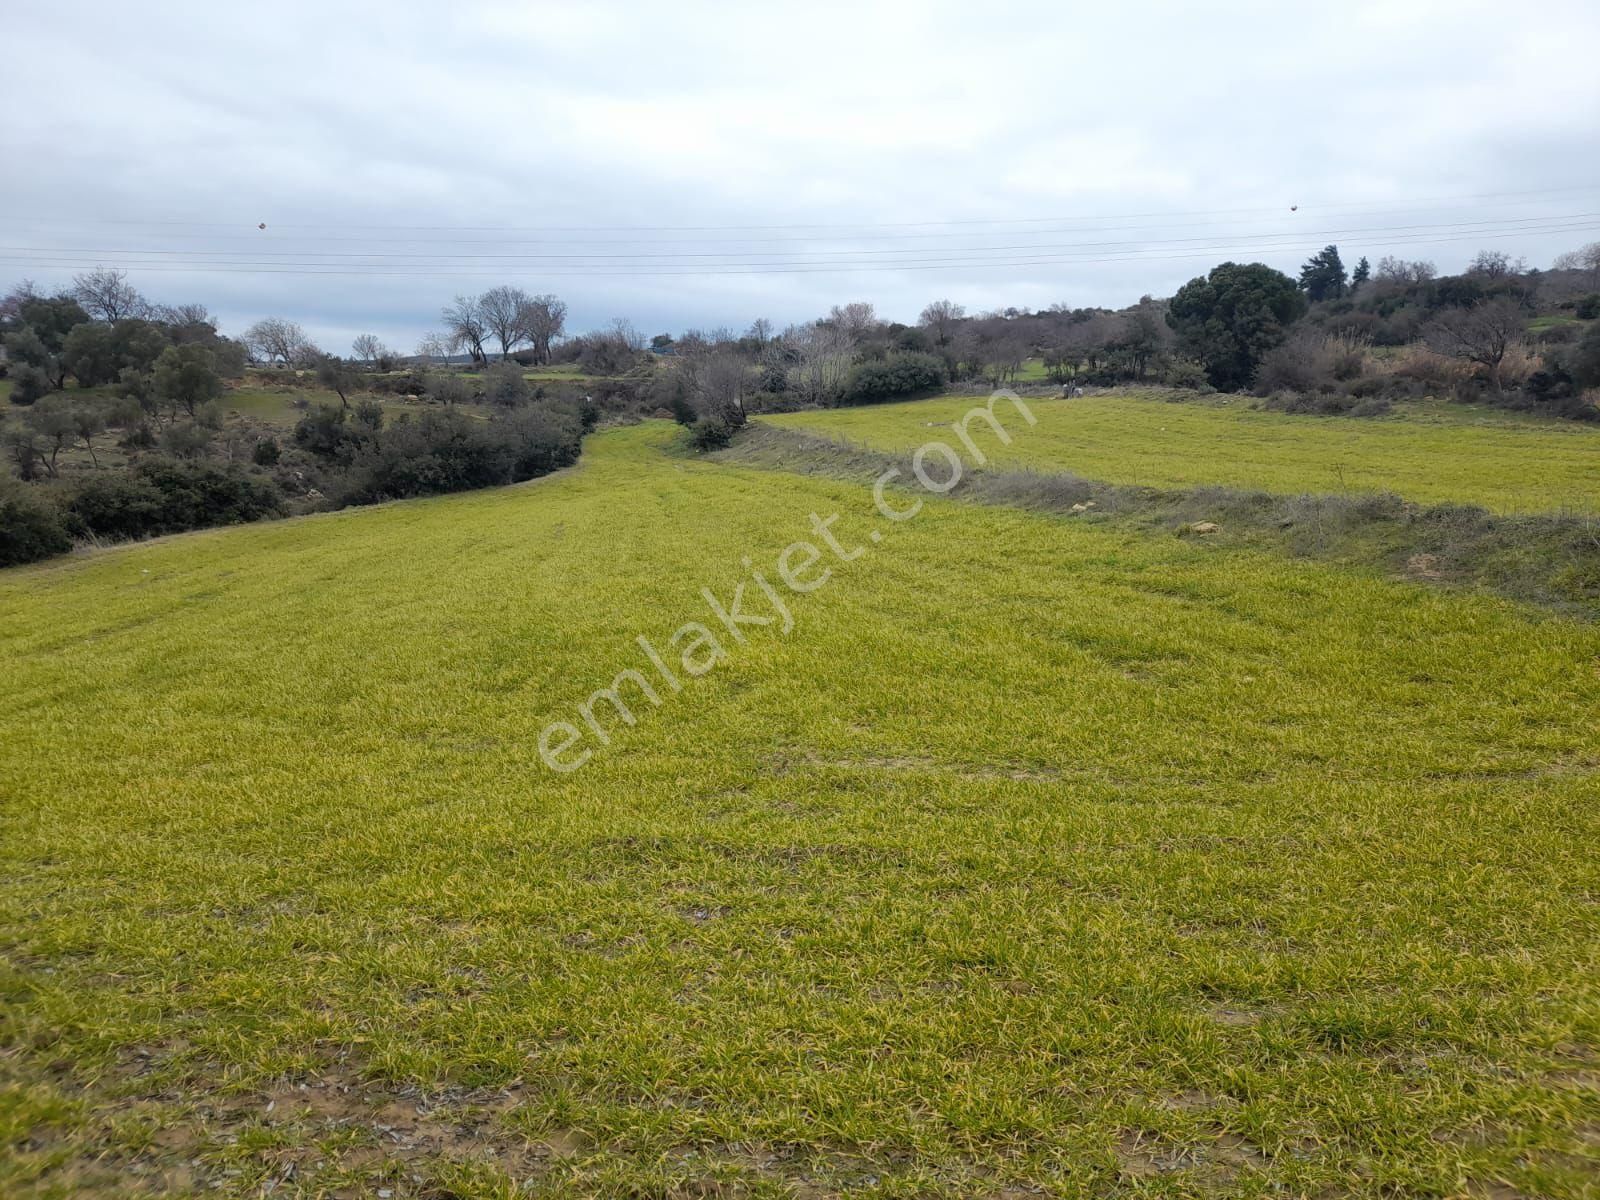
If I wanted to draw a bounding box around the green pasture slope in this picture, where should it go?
[1,422,1597,1197]
[768,392,1600,514]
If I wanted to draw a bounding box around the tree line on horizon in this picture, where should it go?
[3,241,1599,566]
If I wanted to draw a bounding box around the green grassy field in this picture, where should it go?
[767,393,1600,515]
[1527,314,1586,333]
[2,422,1598,1198]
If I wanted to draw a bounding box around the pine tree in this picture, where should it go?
[1350,256,1371,290]
[1299,244,1348,302]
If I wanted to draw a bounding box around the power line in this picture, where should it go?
[2,183,1595,237]
[5,214,1594,267]
[4,195,1595,249]
[4,222,1594,279]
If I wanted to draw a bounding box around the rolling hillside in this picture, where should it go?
[768,392,1600,514]
[2,421,1598,1198]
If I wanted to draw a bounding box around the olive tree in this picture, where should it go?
[152,344,224,418]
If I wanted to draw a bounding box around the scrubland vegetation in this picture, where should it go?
[6,243,1600,567]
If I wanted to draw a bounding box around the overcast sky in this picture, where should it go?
[4,0,1598,352]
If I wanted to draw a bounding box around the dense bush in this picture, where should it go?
[0,477,72,566]
[686,416,734,450]
[369,370,428,396]
[336,404,583,504]
[292,402,383,462]
[425,372,472,405]
[1254,333,1365,396]
[483,361,529,407]
[7,365,52,406]
[498,404,587,477]
[1159,359,1211,390]
[1255,338,1332,395]
[1576,294,1600,320]
[64,459,285,540]
[1568,322,1600,388]
[838,352,946,405]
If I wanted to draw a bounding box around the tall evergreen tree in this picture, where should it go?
[1350,256,1371,290]
[1299,244,1348,302]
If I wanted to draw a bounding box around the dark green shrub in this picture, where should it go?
[370,370,428,396]
[335,402,582,504]
[1569,322,1600,388]
[294,403,376,462]
[839,352,946,406]
[500,405,584,478]
[687,417,733,450]
[0,477,72,566]
[670,389,697,426]
[61,472,167,539]
[7,365,51,406]
[484,361,529,407]
[64,459,284,541]
[1574,294,1600,320]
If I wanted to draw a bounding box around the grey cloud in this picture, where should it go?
[3,0,1597,350]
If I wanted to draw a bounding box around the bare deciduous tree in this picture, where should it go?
[351,334,394,370]
[243,317,315,366]
[827,301,879,345]
[610,317,645,353]
[441,295,490,365]
[153,302,214,329]
[918,299,965,355]
[0,279,40,323]
[519,294,567,365]
[785,322,853,404]
[1375,257,1438,286]
[478,285,532,359]
[72,268,150,322]
[1553,242,1600,288]
[1424,300,1525,393]
[571,321,644,375]
[693,351,752,427]
[417,332,452,366]
[972,321,1028,388]
[1467,249,1526,280]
